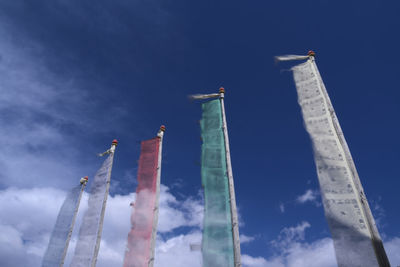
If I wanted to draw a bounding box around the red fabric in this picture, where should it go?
[123,137,160,267]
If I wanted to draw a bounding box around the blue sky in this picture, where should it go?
[0,1,399,266]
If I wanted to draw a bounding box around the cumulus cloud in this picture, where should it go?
[242,221,400,267]
[242,222,337,267]
[0,184,204,267]
[155,232,202,267]
[157,185,203,232]
[384,237,400,266]
[242,254,284,267]
[0,187,66,266]
[2,183,400,267]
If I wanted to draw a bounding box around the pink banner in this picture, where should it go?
[123,137,160,267]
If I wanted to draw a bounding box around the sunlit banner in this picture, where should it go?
[290,56,389,267]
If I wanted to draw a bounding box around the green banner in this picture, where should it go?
[200,99,234,267]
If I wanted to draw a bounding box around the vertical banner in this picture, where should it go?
[123,137,160,267]
[70,154,114,267]
[291,58,389,266]
[42,184,83,267]
[201,99,234,267]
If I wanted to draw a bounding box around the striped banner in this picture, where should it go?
[123,137,160,267]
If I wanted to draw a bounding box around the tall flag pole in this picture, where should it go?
[191,88,241,267]
[70,139,118,267]
[123,126,165,267]
[42,176,88,267]
[149,126,165,267]
[276,51,390,267]
[218,88,241,267]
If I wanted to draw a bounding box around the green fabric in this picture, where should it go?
[200,99,234,267]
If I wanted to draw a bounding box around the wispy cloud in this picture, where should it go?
[0,19,133,189]
[240,234,256,244]
[270,221,311,250]
[296,189,321,206]
[370,196,386,229]
[279,202,285,213]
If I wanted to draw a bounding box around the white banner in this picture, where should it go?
[292,59,386,267]
[70,154,114,267]
[42,184,83,267]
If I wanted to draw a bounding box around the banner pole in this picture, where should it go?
[60,177,88,267]
[148,126,165,267]
[91,140,118,267]
[218,88,242,267]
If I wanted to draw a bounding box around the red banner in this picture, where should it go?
[123,137,160,267]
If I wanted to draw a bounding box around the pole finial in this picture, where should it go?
[160,125,166,132]
[80,176,89,185]
[219,87,225,94]
[112,139,118,146]
[308,50,316,57]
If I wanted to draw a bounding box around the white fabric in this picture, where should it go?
[70,154,114,267]
[292,59,380,267]
[189,93,220,100]
[275,54,309,62]
[42,185,82,267]
[97,144,116,157]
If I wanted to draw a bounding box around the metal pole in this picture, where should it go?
[219,88,242,267]
[60,179,87,267]
[91,141,117,267]
[149,126,165,267]
[309,55,390,267]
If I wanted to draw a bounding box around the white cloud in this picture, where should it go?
[245,221,400,267]
[283,237,336,267]
[0,187,66,266]
[0,185,204,267]
[2,185,400,267]
[384,237,400,266]
[242,237,336,267]
[271,221,311,249]
[240,234,256,244]
[296,189,320,206]
[242,254,284,267]
[243,222,336,267]
[155,232,202,267]
[156,185,203,233]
